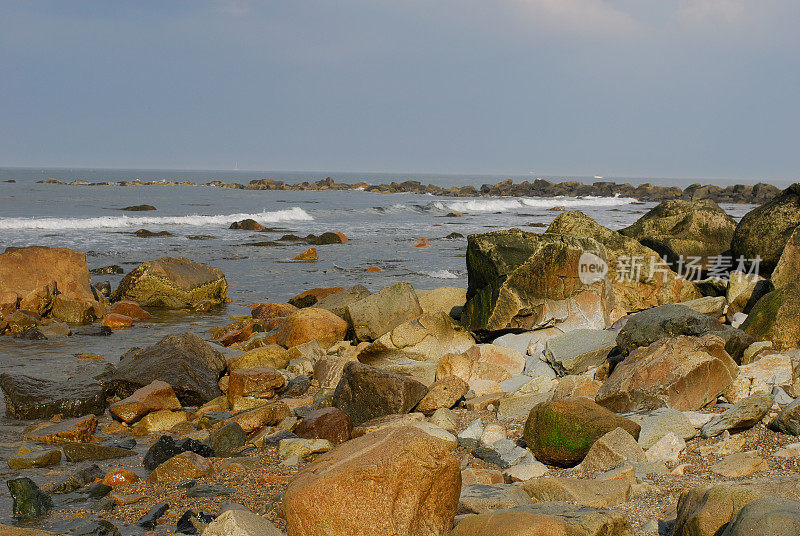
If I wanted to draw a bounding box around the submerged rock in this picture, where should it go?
[0,373,107,419]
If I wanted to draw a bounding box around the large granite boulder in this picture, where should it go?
[720,498,800,536]
[282,425,461,536]
[616,304,753,362]
[0,246,96,303]
[741,282,800,350]
[112,256,227,309]
[461,229,612,336]
[314,285,371,318]
[596,334,738,413]
[619,199,736,269]
[274,307,348,348]
[523,398,640,467]
[112,332,227,405]
[344,282,423,341]
[547,211,700,314]
[0,373,108,420]
[731,183,800,275]
[768,397,800,436]
[771,226,800,289]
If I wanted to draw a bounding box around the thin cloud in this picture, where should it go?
[676,0,745,25]
[510,0,644,36]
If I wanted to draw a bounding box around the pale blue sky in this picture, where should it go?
[1,0,798,179]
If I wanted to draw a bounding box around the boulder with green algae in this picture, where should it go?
[461,228,612,336]
[523,398,640,468]
[546,211,701,314]
[7,477,53,520]
[741,282,800,350]
[771,226,800,289]
[731,183,800,275]
[619,199,736,269]
[112,256,227,309]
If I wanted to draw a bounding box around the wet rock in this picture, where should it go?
[138,502,169,529]
[288,287,344,308]
[229,219,266,231]
[333,362,428,426]
[61,442,138,462]
[143,435,214,471]
[132,408,188,433]
[26,414,97,443]
[109,379,181,424]
[7,449,61,469]
[7,477,53,520]
[101,469,138,488]
[91,265,124,275]
[275,307,348,348]
[461,229,612,336]
[344,282,423,342]
[112,332,226,406]
[121,205,156,211]
[134,229,172,237]
[701,394,774,438]
[292,248,318,261]
[112,256,227,309]
[51,465,104,494]
[106,300,151,321]
[147,452,213,483]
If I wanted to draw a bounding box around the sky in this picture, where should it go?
[1,0,798,180]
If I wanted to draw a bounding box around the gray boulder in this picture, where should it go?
[543,329,617,376]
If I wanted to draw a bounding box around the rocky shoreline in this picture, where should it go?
[38,176,783,204]
[3,185,800,536]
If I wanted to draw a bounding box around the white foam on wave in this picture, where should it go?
[0,207,314,230]
[415,269,460,279]
[433,195,637,213]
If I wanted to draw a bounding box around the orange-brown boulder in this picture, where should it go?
[275,307,348,348]
[102,313,133,329]
[102,468,139,488]
[107,301,151,321]
[227,367,285,405]
[293,248,318,261]
[109,380,181,424]
[0,246,96,303]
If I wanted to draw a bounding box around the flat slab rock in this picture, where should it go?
[0,373,107,420]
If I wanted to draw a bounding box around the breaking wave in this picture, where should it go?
[432,195,637,213]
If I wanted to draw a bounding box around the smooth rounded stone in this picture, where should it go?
[503,460,548,482]
[113,332,227,406]
[711,451,768,478]
[8,449,61,469]
[552,375,601,401]
[628,407,697,450]
[522,476,631,508]
[278,438,334,459]
[480,423,507,446]
[461,468,505,485]
[577,427,646,473]
[294,407,352,444]
[101,469,138,488]
[720,497,800,536]
[26,414,97,443]
[457,484,532,515]
[524,398,640,468]
[112,256,227,308]
[143,435,214,471]
[109,380,181,424]
[774,442,800,458]
[275,307,348,349]
[644,432,686,463]
[344,282,423,342]
[457,418,485,448]
[132,409,188,434]
[673,484,769,536]
[415,375,469,414]
[207,422,247,455]
[473,439,534,469]
[202,508,283,536]
[7,477,53,520]
[147,451,214,483]
[0,372,107,419]
[461,229,612,335]
[449,504,635,536]
[429,407,458,434]
[282,426,461,536]
[615,304,753,362]
[546,210,701,314]
[61,443,138,462]
[543,329,617,376]
[701,394,774,438]
[725,354,793,403]
[351,412,426,438]
[332,361,428,426]
[769,397,800,435]
[596,334,738,413]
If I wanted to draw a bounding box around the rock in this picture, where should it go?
[553,375,601,401]
[578,427,646,472]
[725,354,792,403]
[543,329,617,376]
[415,375,469,414]
[0,373,107,419]
[333,362,428,426]
[122,204,156,211]
[50,295,104,324]
[202,509,283,536]
[275,307,348,349]
[132,408,187,433]
[109,380,181,424]
[344,282,423,341]
[61,443,138,462]
[436,351,513,386]
[228,345,290,371]
[112,256,227,309]
[644,432,685,463]
[503,461,548,482]
[358,312,475,364]
[726,271,769,322]
[229,218,266,231]
[524,398,640,467]
[741,282,800,350]
[720,497,800,536]
[681,296,727,317]
[7,449,61,469]
[522,476,631,508]
[429,407,458,433]
[775,443,800,458]
[227,366,285,404]
[596,334,739,412]
[135,228,173,237]
[461,229,612,335]
[458,418,484,448]
[768,397,800,435]
[231,400,291,434]
[497,392,553,419]
[292,248,318,261]
[701,394,774,438]
[294,407,352,444]
[314,285,371,317]
[473,438,533,469]
[138,502,169,529]
[480,423,507,446]
[208,422,246,455]
[772,226,800,290]
[710,451,768,478]
[0,246,96,304]
[102,469,138,488]
[461,468,505,485]
[282,426,461,536]
[616,304,753,362]
[26,414,97,443]
[6,478,53,520]
[628,408,696,450]
[547,211,700,314]
[288,287,344,308]
[449,504,634,536]
[113,332,227,406]
[418,287,466,317]
[51,465,104,494]
[741,340,773,365]
[458,483,531,514]
[143,435,213,471]
[148,451,214,483]
[279,437,334,459]
[350,412,425,438]
[731,182,800,275]
[102,313,133,329]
